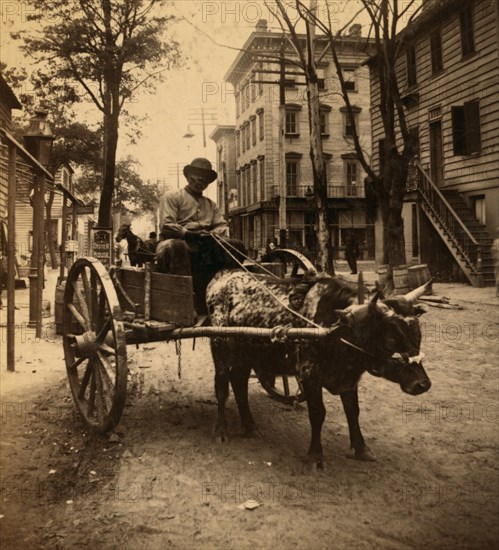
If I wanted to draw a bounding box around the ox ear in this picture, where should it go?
[335,304,370,325]
[368,290,382,315]
[373,280,385,300]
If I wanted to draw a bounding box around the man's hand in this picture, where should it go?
[185,230,211,243]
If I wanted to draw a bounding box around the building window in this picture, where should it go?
[430,28,443,73]
[285,104,301,135]
[342,67,356,91]
[251,117,256,146]
[236,171,241,206]
[341,106,361,138]
[406,45,417,87]
[319,106,331,135]
[285,110,298,134]
[235,131,240,157]
[258,109,264,141]
[460,6,475,57]
[317,68,326,90]
[472,195,486,225]
[452,100,481,155]
[258,156,265,200]
[286,160,299,195]
[251,165,258,203]
[345,161,358,195]
[245,124,250,150]
[241,127,246,153]
[284,76,296,88]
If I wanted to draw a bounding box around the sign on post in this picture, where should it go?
[91,227,113,268]
[75,204,95,215]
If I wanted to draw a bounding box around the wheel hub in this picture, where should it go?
[69,331,98,357]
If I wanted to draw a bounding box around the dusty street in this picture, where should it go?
[0,274,498,549]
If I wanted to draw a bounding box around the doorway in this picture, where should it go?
[429,120,443,186]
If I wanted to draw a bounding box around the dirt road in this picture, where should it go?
[1,287,498,549]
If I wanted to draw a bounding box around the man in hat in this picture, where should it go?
[156,157,245,316]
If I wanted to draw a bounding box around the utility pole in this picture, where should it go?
[278,42,287,248]
[187,108,217,149]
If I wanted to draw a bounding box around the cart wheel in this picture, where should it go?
[257,248,313,404]
[63,257,127,433]
[264,248,316,278]
[259,374,306,406]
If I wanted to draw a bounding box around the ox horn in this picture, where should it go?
[403,279,433,303]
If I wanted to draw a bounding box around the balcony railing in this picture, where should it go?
[269,184,365,199]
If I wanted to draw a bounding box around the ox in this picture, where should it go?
[206,271,431,468]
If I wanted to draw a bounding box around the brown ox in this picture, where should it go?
[206,271,431,469]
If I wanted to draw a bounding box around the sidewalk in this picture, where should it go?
[0,268,66,398]
[335,260,499,306]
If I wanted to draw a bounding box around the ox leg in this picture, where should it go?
[229,364,256,436]
[340,390,376,462]
[302,378,326,470]
[212,341,230,443]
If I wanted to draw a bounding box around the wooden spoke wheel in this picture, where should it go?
[259,374,306,406]
[256,248,315,404]
[264,248,316,278]
[63,258,127,433]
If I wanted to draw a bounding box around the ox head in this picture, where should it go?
[335,281,431,395]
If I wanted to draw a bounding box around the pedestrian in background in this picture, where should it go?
[345,231,360,275]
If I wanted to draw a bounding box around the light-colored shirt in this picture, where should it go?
[159,187,228,237]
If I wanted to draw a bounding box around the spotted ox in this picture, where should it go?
[206,271,431,468]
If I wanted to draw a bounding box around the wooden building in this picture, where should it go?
[0,75,22,240]
[369,0,499,285]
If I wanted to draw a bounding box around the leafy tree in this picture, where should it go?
[113,156,160,216]
[18,0,181,227]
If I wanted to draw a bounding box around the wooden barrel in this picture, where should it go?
[393,265,410,294]
[55,281,66,335]
[408,264,432,292]
[377,264,389,290]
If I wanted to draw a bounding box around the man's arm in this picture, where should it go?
[209,203,229,236]
[159,192,187,239]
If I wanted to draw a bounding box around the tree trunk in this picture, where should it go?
[307,82,332,273]
[98,110,119,227]
[45,189,57,268]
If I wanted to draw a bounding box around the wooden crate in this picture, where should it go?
[119,268,194,326]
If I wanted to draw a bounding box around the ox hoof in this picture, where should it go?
[348,447,376,462]
[215,433,229,444]
[302,456,325,474]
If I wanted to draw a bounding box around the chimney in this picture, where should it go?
[349,24,362,37]
[255,19,268,32]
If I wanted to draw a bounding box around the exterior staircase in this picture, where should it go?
[412,160,495,287]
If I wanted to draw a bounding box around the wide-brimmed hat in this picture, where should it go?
[183,158,217,183]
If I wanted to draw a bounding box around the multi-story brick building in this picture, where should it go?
[220,20,375,261]
[369,0,499,285]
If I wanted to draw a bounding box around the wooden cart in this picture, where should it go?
[62,250,327,433]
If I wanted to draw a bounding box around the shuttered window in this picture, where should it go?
[406,46,417,87]
[460,7,475,57]
[430,29,443,73]
[452,100,481,155]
